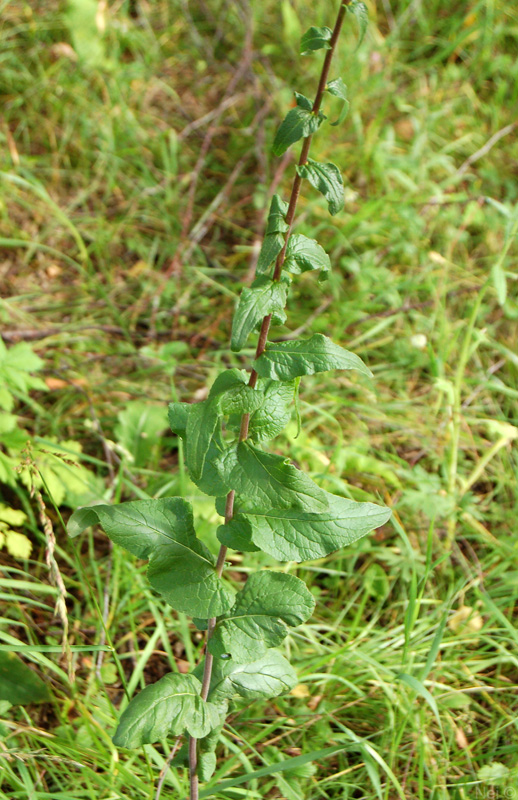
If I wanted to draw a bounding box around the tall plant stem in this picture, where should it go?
[188,3,348,796]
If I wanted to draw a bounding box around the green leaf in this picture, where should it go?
[0,529,32,559]
[224,376,296,449]
[67,498,235,617]
[0,504,27,526]
[395,673,442,731]
[65,0,106,67]
[232,491,392,562]
[492,262,507,305]
[217,517,260,552]
[326,78,350,126]
[115,401,166,467]
[231,276,289,352]
[208,650,297,703]
[293,376,302,437]
[477,762,510,784]
[186,401,220,482]
[168,402,190,438]
[215,441,329,512]
[172,746,218,782]
[284,234,331,277]
[0,339,47,412]
[256,233,284,275]
[113,674,224,747]
[171,722,224,781]
[67,497,188,556]
[294,92,313,111]
[0,652,51,705]
[256,195,289,276]
[272,108,325,157]
[209,571,315,662]
[208,369,264,415]
[18,439,104,509]
[168,400,237,496]
[300,26,333,54]
[147,543,234,618]
[254,333,371,381]
[348,1,369,47]
[296,159,344,215]
[194,434,230,498]
[245,379,295,442]
[265,195,289,235]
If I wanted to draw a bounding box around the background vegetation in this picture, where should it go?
[1,0,517,798]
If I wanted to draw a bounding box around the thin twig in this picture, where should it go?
[277,299,333,340]
[156,736,183,800]
[178,95,245,141]
[0,325,125,342]
[188,155,251,244]
[455,123,516,178]
[381,0,396,31]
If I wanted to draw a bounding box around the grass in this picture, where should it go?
[1,0,518,798]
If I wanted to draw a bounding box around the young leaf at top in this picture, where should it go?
[209,571,315,662]
[231,275,289,352]
[113,673,224,748]
[272,107,326,157]
[284,233,331,278]
[326,77,349,126]
[348,1,369,48]
[215,440,329,512]
[67,498,235,617]
[297,159,344,215]
[208,649,297,703]
[254,333,371,381]
[300,25,333,55]
[230,491,392,562]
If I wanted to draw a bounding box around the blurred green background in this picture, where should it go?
[0,1,517,798]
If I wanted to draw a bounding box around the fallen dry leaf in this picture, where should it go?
[448,605,484,635]
[455,726,469,749]
[290,684,310,698]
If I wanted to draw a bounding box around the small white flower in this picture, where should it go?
[410,334,427,350]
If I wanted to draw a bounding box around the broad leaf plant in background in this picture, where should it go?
[67,3,391,797]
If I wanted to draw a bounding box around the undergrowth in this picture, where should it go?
[0,1,517,798]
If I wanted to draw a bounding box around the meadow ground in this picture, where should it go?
[0,1,517,798]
